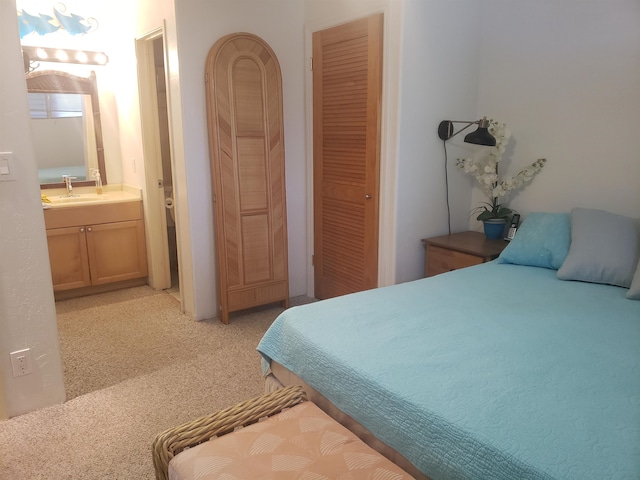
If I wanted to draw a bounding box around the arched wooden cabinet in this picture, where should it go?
[206,33,289,324]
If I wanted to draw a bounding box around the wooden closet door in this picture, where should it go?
[313,14,383,299]
[206,33,289,324]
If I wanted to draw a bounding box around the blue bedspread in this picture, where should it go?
[257,262,640,479]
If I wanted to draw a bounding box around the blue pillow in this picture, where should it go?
[557,208,640,288]
[498,212,571,270]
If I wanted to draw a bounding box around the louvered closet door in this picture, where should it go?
[313,14,383,299]
[206,33,289,324]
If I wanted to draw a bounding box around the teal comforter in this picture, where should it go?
[257,262,640,479]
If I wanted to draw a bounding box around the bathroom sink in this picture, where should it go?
[51,194,104,204]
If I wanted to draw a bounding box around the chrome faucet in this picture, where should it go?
[62,175,77,196]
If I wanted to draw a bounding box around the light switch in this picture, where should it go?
[0,152,17,182]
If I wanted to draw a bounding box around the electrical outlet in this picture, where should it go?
[10,348,33,377]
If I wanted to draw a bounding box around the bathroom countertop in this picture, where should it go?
[42,185,142,209]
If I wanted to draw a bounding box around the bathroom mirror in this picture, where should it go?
[26,70,107,189]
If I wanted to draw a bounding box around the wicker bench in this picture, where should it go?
[152,385,414,480]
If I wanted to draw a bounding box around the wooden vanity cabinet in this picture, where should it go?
[46,225,92,290]
[85,220,147,285]
[44,201,148,293]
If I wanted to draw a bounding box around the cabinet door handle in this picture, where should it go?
[87,227,92,232]
[79,227,85,233]
[365,194,372,200]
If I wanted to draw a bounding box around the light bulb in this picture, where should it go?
[94,53,108,65]
[55,50,68,62]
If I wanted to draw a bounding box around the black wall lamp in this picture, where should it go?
[438,115,497,235]
[437,116,496,146]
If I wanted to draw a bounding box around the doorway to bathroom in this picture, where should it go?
[152,36,179,300]
[136,28,180,303]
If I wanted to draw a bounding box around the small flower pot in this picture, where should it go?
[483,219,507,240]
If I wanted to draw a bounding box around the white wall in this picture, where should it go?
[0,0,65,419]
[112,0,175,190]
[173,0,306,320]
[18,0,126,186]
[393,0,482,283]
[394,0,640,284]
[473,0,640,220]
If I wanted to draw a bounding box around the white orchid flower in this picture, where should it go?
[455,119,547,221]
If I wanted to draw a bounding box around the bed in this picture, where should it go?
[257,209,640,479]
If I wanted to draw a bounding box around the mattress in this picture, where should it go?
[257,261,640,479]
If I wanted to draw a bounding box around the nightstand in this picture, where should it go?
[421,231,508,277]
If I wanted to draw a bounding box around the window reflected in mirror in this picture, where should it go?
[28,91,98,184]
[25,70,106,189]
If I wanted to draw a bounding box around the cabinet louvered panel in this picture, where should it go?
[237,137,268,211]
[313,14,383,299]
[241,214,271,284]
[207,33,289,324]
[234,59,264,133]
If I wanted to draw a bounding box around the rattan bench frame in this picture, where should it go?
[151,385,307,480]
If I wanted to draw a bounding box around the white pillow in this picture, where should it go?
[627,219,640,300]
[627,261,640,300]
[557,208,640,288]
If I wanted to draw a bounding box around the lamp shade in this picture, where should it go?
[464,126,496,146]
[437,117,496,146]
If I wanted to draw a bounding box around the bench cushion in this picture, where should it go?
[168,401,414,479]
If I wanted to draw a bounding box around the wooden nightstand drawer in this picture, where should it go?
[422,231,508,277]
[426,245,483,276]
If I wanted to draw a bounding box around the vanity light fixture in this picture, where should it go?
[22,46,109,73]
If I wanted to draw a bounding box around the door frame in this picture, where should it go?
[304,4,403,297]
[135,28,176,296]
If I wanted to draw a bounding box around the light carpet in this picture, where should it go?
[0,287,309,480]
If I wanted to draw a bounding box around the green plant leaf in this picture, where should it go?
[476,205,513,220]
[495,206,513,218]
